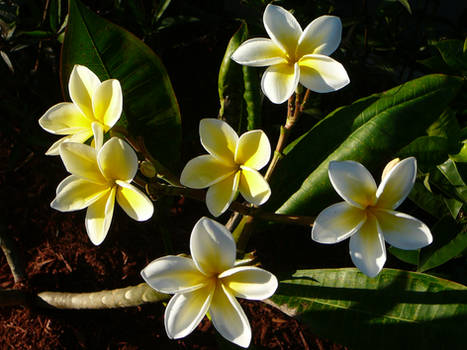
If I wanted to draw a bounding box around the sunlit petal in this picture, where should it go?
[97,137,138,182]
[209,283,251,348]
[349,213,386,278]
[180,155,237,189]
[312,202,366,243]
[219,266,278,300]
[205,172,240,217]
[44,130,93,156]
[299,54,349,93]
[297,15,342,57]
[328,160,377,209]
[263,4,301,55]
[51,178,109,212]
[91,122,104,150]
[190,217,236,276]
[59,142,106,183]
[261,62,299,104]
[376,157,417,209]
[238,167,271,206]
[234,130,271,170]
[199,119,238,162]
[68,65,101,118]
[374,209,433,249]
[164,284,214,339]
[231,38,286,67]
[85,187,116,245]
[141,256,208,294]
[92,79,122,128]
[39,102,92,134]
[115,181,154,221]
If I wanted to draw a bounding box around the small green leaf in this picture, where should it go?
[434,39,467,72]
[388,246,419,265]
[242,64,262,130]
[397,0,412,14]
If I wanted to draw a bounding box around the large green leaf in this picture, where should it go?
[270,268,466,350]
[61,0,181,170]
[268,74,463,216]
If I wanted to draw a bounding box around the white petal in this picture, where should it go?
[376,157,417,210]
[199,119,238,163]
[349,214,386,278]
[97,137,138,182]
[141,256,208,294]
[91,79,123,128]
[59,142,106,183]
[85,186,116,245]
[68,65,101,118]
[219,266,278,300]
[297,15,342,57]
[234,130,271,170]
[263,4,302,55]
[374,209,433,250]
[231,38,286,67]
[209,283,251,348]
[164,284,214,339]
[261,62,299,104]
[205,172,240,217]
[115,181,154,221]
[328,160,377,209]
[39,102,92,134]
[312,202,367,243]
[180,155,237,189]
[91,122,104,150]
[190,217,236,276]
[238,167,271,206]
[299,54,349,93]
[44,130,93,156]
[55,175,79,195]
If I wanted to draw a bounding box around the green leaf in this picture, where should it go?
[388,246,419,265]
[427,108,461,154]
[242,64,262,130]
[397,136,449,172]
[61,0,181,170]
[434,39,467,72]
[418,216,467,272]
[408,181,450,218]
[270,268,466,350]
[397,0,412,14]
[268,74,463,216]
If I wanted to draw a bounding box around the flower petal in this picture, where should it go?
[261,62,299,104]
[85,186,116,245]
[115,181,154,221]
[68,65,101,118]
[238,167,271,206]
[180,155,237,189]
[231,38,286,67]
[51,177,109,212]
[328,160,377,209]
[91,79,122,128]
[39,102,92,135]
[234,130,271,170]
[299,54,349,93]
[297,15,342,57]
[199,119,238,162]
[349,214,386,277]
[263,4,301,55]
[376,157,417,210]
[374,209,433,249]
[141,256,208,294]
[44,130,93,156]
[209,283,251,348]
[59,142,106,183]
[312,202,366,243]
[206,172,240,217]
[91,122,104,150]
[219,266,278,300]
[97,137,138,182]
[190,217,236,276]
[164,284,214,339]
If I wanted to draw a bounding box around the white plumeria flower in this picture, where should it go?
[51,137,154,245]
[141,217,278,348]
[231,4,349,104]
[312,157,433,277]
[39,64,122,155]
[180,119,271,217]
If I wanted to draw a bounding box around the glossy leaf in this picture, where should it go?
[408,181,450,218]
[242,64,262,130]
[388,246,419,265]
[61,0,181,170]
[270,268,466,350]
[434,39,467,72]
[397,136,449,172]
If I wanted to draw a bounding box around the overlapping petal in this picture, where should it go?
[92,79,122,128]
[263,4,302,55]
[231,38,286,67]
[312,202,366,243]
[261,62,299,104]
[85,186,116,245]
[180,155,237,189]
[45,130,93,156]
[299,54,349,93]
[205,172,240,217]
[199,119,238,162]
[39,102,92,134]
[220,266,278,300]
[68,65,101,119]
[97,137,138,182]
[297,16,342,57]
[235,130,271,170]
[59,142,105,183]
[238,167,271,206]
[115,181,154,221]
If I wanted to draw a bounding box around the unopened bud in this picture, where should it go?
[140,160,156,178]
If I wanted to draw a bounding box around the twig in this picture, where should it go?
[0,222,26,284]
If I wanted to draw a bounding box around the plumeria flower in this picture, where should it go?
[180,118,271,217]
[231,4,349,104]
[312,157,433,277]
[39,64,122,155]
[141,217,278,348]
[51,137,154,245]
